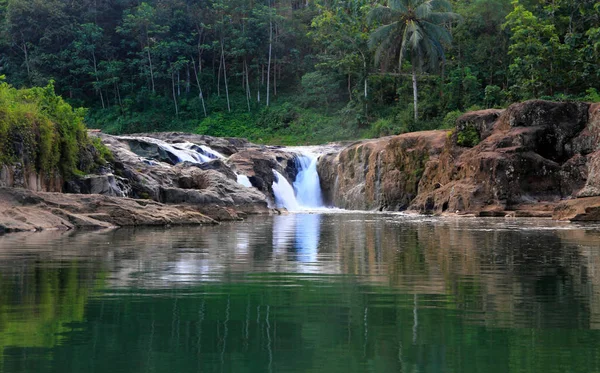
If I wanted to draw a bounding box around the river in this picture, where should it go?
[1,213,600,372]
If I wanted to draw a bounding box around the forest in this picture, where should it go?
[0,0,598,144]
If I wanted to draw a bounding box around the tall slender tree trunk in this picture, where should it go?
[172,69,179,116]
[266,19,273,106]
[244,59,251,112]
[217,50,223,96]
[412,64,418,122]
[221,43,231,112]
[192,57,207,117]
[147,47,156,93]
[186,64,191,94]
[91,50,105,109]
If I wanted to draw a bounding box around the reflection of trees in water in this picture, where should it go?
[0,259,105,369]
[1,218,600,372]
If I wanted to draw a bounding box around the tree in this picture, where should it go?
[368,0,459,121]
[503,0,563,99]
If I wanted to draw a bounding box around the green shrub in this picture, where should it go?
[0,81,100,178]
[456,125,480,147]
[442,110,463,129]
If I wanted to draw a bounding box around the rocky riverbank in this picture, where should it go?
[0,131,312,232]
[319,100,600,221]
[2,99,600,233]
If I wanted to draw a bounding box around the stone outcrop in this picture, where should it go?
[318,100,600,220]
[318,131,448,210]
[0,187,217,233]
[97,133,273,217]
[0,164,63,192]
[0,131,301,233]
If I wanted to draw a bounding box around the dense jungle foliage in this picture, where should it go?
[0,0,598,144]
[0,80,109,177]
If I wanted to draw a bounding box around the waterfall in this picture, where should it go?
[272,152,326,211]
[121,136,226,165]
[236,174,253,187]
[272,170,301,211]
[178,143,225,161]
[293,154,323,208]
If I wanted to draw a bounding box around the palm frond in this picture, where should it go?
[389,0,409,13]
[368,22,399,49]
[415,0,433,20]
[429,0,452,12]
[420,21,452,44]
[367,6,400,25]
[428,11,462,25]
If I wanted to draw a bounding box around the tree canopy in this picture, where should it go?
[0,0,598,143]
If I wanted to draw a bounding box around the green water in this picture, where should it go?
[1,213,600,373]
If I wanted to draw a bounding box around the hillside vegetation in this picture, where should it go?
[0,0,598,144]
[0,81,109,178]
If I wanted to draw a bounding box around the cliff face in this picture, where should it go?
[0,164,63,192]
[318,100,600,219]
[318,131,447,210]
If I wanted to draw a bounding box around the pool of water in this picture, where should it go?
[1,213,600,372]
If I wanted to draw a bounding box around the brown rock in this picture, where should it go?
[0,187,217,234]
[553,197,600,221]
[318,131,448,210]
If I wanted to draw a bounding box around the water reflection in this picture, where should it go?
[1,215,600,373]
[272,214,322,262]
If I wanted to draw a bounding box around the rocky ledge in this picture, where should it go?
[0,187,217,233]
[0,131,313,233]
[318,100,600,221]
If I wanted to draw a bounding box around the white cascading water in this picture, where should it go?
[272,152,325,211]
[236,174,253,187]
[293,154,323,208]
[272,170,301,211]
[121,136,227,164]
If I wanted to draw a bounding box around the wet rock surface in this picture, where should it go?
[318,100,600,220]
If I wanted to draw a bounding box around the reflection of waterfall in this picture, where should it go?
[272,170,301,210]
[293,154,323,208]
[272,214,321,262]
[295,214,321,262]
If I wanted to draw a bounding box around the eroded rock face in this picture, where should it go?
[411,100,592,214]
[228,149,298,203]
[318,131,448,210]
[98,134,271,216]
[318,100,600,220]
[0,164,63,192]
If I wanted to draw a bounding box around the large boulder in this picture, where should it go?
[0,187,216,233]
[228,149,297,203]
[318,131,448,210]
[411,101,591,214]
[318,100,600,218]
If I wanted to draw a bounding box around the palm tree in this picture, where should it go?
[368,0,459,122]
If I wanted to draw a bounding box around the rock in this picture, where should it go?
[578,150,600,197]
[0,164,63,192]
[318,131,448,210]
[228,149,297,202]
[553,197,600,221]
[64,174,129,197]
[132,132,253,156]
[0,187,217,233]
[456,108,504,141]
[318,100,599,217]
[409,101,592,215]
[97,134,270,215]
